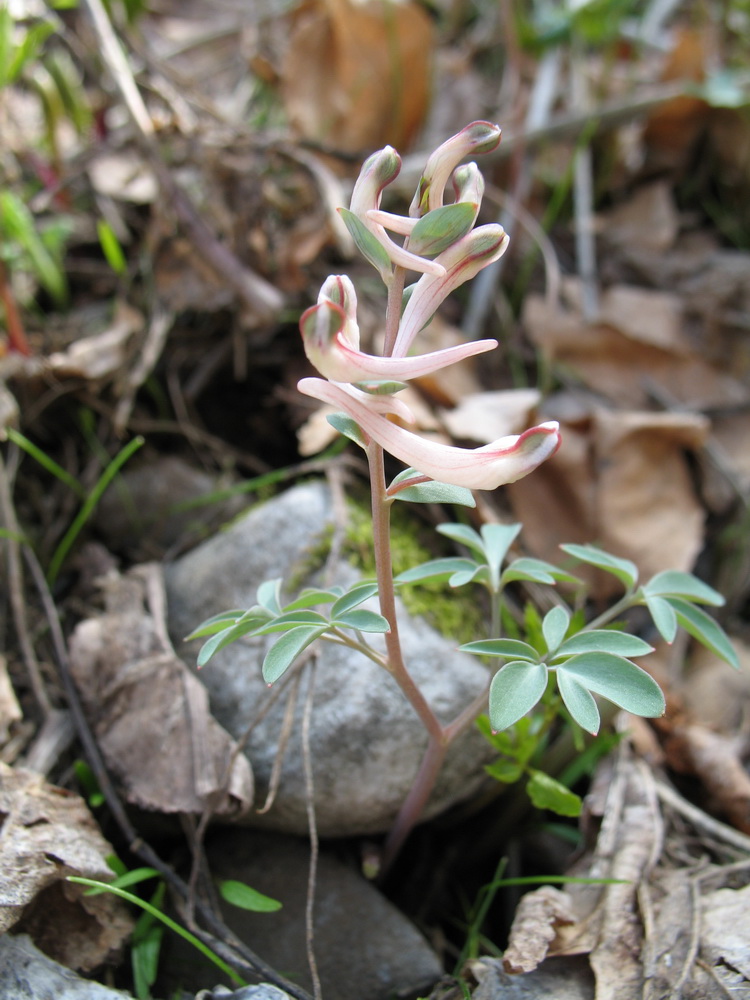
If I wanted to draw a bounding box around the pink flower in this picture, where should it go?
[298,377,561,491]
[409,121,502,217]
[300,275,498,384]
[393,225,509,357]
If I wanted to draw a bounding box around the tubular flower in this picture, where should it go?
[409,121,502,217]
[339,147,446,279]
[392,225,510,358]
[298,378,561,491]
[300,276,498,385]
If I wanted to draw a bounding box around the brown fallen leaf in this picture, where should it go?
[507,404,709,596]
[0,761,133,970]
[281,0,433,153]
[503,886,575,975]
[68,563,253,817]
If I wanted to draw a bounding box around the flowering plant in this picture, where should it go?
[189,124,736,871]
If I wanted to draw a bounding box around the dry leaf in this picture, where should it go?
[47,301,143,380]
[503,887,575,974]
[282,0,433,153]
[88,151,158,204]
[0,762,133,970]
[68,564,253,817]
[524,285,748,410]
[599,181,679,255]
[441,389,542,444]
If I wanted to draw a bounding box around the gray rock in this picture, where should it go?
[0,934,134,1000]
[469,956,595,999]
[159,829,442,1000]
[165,481,494,836]
[196,987,293,1000]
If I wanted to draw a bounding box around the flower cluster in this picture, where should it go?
[298,122,560,491]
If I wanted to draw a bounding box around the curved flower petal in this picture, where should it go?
[298,378,560,491]
[393,224,510,357]
[341,146,445,278]
[300,299,498,383]
[303,377,416,426]
[409,121,501,217]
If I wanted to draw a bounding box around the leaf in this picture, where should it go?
[407,202,478,257]
[485,759,524,783]
[262,625,328,684]
[354,379,409,395]
[460,638,540,662]
[284,589,340,611]
[219,879,282,913]
[449,565,489,587]
[327,412,367,448]
[554,630,653,659]
[196,617,269,667]
[481,523,522,590]
[527,771,582,817]
[542,605,570,654]
[338,207,393,279]
[185,610,247,639]
[97,219,127,275]
[256,578,283,615]
[251,610,329,635]
[0,190,67,304]
[109,868,161,891]
[437,522,486,559]
[556,652,666,719]
[488,661,548,732]
[502,557,581,586]
[643,570,725,606]
[333,609,390,632]
[556,672,601,734]
[389,471,476,507]
[330,582,379,617]
[644,594,678,644]
[560,543,638,590]
[132,922,163,997]
[667,598,739,669]
[395,557,477,585]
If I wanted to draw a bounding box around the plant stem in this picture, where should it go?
[367,442,443,744]
[383,265,406,356]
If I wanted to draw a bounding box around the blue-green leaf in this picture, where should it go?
[556,672,601,734]
[327,412,367,448]
[527,771,582,817]
[437,523,486,559]
[185,610,247,639]
[284,589,340,611]
[251,611,329,635]
[560,544,638,590]
[219,880,282,913]
[542,605,570,654]
[333,609,390,632]
[262,625,328,684]
[667,598,739,669]
[481,523,522,590]
[394,557,478,585]
[556,652,665,719]
[488,660,548,731]
[502,557,580,586]
[554,630,653,659]
[460,638,540,662]
[197,618,267,667]
[257,578,283,615]
[644,594,678,644]
[330,582,379,617]
[643,571,725,606]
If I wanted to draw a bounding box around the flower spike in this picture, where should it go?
[299,378,560,491]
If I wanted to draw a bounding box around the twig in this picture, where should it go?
[256,669,302,814]
[302,656,322,1000]
[21,539,313,1000]
[0,451,53,716]
[654,777,750,856]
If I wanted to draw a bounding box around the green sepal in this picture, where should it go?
[407,202,478,257]
[338,207,393,279]
[353,379,409,395]
[327,412,367,448]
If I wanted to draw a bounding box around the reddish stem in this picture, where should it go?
[0,259,32,356]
